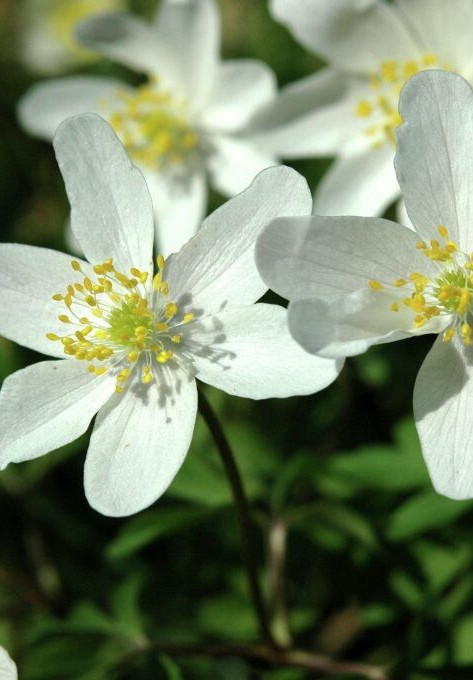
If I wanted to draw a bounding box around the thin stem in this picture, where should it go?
[144,641,389,679]
[198,387,273,645]
[267,515,292,647]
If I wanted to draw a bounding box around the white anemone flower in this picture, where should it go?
[256,70,473,501]
[0,646,17,680]
[0,114,341,517]
[253,0,473,218]
[17,0,278,256]
[19,0,126,74]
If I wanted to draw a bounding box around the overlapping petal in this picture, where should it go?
[165,166,312,314]
[84,368,197,517]
[53,114,154,274]
[256,215,436,301]
[396,70,473,250]
[190,304,342,398]
[0,646,17,680]
[0,360,114,467]
[414,335,473,499]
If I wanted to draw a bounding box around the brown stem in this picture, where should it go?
[146,641,389,679]
[198,388,273,645]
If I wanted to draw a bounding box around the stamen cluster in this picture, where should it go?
[369,226,473,345]
[46,255,194,392]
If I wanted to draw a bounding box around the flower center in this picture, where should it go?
[369,226,473,345]
[354,55,444,148]
[107,81,201,172]
[46,255,195,393]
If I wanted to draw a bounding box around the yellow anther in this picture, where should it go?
[157,255,165,270]
[394,278,407,287]
[142,367,153,383]
[438,225,448,239]
[443,328,456,343]
[127,350,139,362]
[416,242,426,250]
[369,280,384,290]
[423,54,437,66]
[355,100,373,117]
[85,295,96,307]
[182,313,194,324]
[93,264,105,274]
[164,302,178,318]
[157,350,173,364]
[130,267,141,277]
[390,303,399,312]
[46,333,61,341]
[156,322,169,332]
[171,335,181,343]
[52,293,63,301]
[71,260,81,271]
[58,314,70,323]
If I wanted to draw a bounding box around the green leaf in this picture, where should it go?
[387,492,473,542]
[106,505,216,560]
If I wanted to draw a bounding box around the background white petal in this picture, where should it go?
[255,215,436,302]
[394,0,473,77]
[313,146,399,217]
[207,135,277,196]
[53,114,154,274]
[0,646,17,680]
[190,304,342,398]
[248,69,367,158]
[0,360,114,467]
[0,244,92,358]
[76,12,184,93]
[270,0,421,73]
[288,291,447,358]
[202,60,277,132]
[152,0,220,112]
[84,368,197,517]
[17,76,126,141]
[396,70,473,250]
[144,170,207,257]
[414,336,473,499]
[165,166,312,314]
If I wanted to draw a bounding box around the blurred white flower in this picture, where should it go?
[19,0,126,74]
[18,0,278,256]
[257,70,473,501]
[0,114,340,517]
[254,0,473,218]
[0,645,17,680]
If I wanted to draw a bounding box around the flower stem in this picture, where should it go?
[198,387,273,645]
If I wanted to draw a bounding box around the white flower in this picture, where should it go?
[0,114,341,517]
[0,646,17,680]
[256,70,473,501]
[19,0,126,74]
[252,0,473,218]
[17,0,278,256]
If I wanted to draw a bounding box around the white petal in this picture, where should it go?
[313,146,399,217]
[269,0,421,73]
[144,170,207,256]
[207,135,278,196]
[288,291,448,358]
[84,368,197,516]
[53,113,154,273]
[249,69,367,158]
[0,360,114,467]
[165,166,312,314]
[0,243,92,358]
[17,76,126,141]
[75,12,183,93]
[152,0,220,112]
[255,215,435,302]
[190,303,342,398]
[395,70,473,250]
[394,0,473,76]
[396,198,415,231]
[202,59,277,132]
[0,646,17,680]
[414,335,473,499]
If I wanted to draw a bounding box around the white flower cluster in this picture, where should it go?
[2,0,473,518]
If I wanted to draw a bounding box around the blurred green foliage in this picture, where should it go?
[1,1,473,678]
